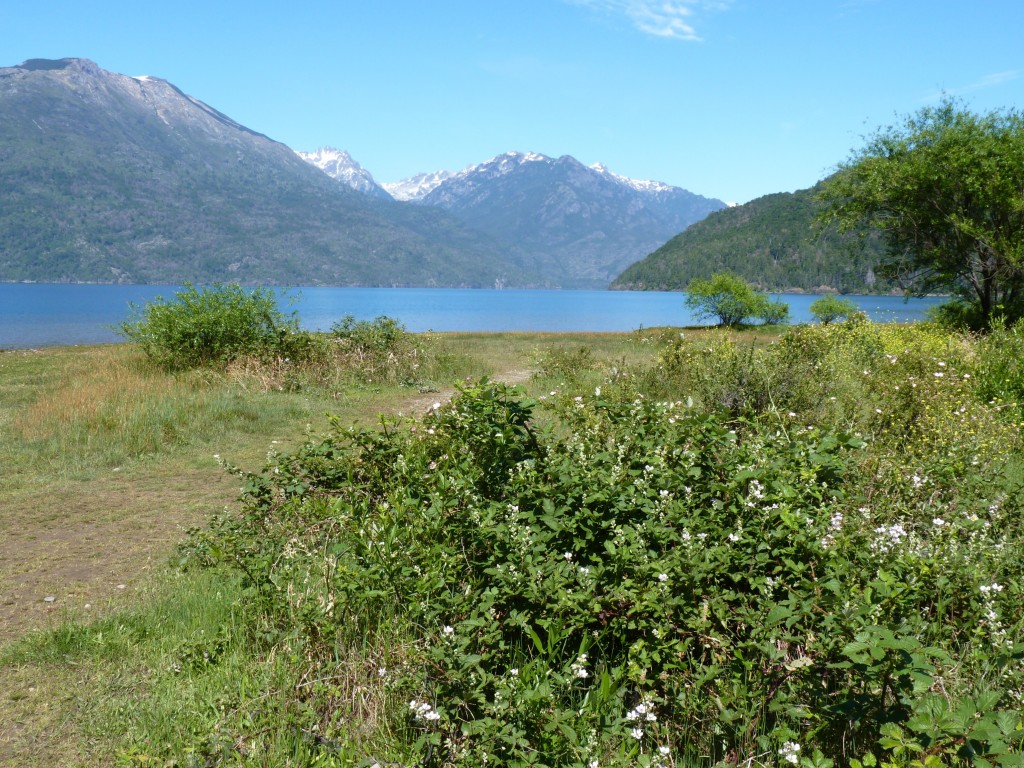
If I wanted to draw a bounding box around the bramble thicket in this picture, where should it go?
[178,316,1024,767]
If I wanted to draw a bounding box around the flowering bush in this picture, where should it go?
[193,356,1023,765]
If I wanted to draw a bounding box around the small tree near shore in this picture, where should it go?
[685,273,789,327]
[810,294,858,324]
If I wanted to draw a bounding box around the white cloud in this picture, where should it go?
[568,0,730,42]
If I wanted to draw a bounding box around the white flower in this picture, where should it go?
[595,386,601,396]
[659,746,671,756]
[570,653,589,679]
[658,573,669,582]
[431,401,441,410]
[409,699,441,722]
[932,517,946,527]
[510,668,519,676]
[728,532,741,542]
[630,727,644,739]
[442,625,455,637]
[564,551,573,561]
[779,741,801,764]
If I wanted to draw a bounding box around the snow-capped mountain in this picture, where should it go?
[382,170,456,201]
[296,147,392,199]
[406,151,727,287]
[298,146,727,287]
[588,162,675,195]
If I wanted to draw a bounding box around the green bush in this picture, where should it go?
[809,294,859,324]
[191,371,1023,766]
[330,314,424,385]
[685,272,789,327]
[117,283,310,370]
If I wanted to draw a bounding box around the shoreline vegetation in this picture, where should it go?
[2,316,1022,767]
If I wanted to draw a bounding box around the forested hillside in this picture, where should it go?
[611,184,892,293]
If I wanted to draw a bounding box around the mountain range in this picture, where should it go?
[1,57,884,294]
[0,57,727,289]
[0,58,513,287]
[301,148,727,288]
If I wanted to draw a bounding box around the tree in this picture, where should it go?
[809,294,858,325]
[817,98,1024,327]
[685,272,789,327]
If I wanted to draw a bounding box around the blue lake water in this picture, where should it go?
[0,284,948,350]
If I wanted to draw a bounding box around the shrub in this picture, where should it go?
[685,272,789,327]
[531,345,597,382]
[193,377,1023,766]
[117,283,309,370]
[809,294,859,324]
[330,314,424,385]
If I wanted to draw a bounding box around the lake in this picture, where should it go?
[0,284,947,350]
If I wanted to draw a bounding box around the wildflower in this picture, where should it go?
[779,741,801,765]
[658,573,669,582]
[932,518,946,527]
[728,532,741,542]
[631,727,644,739]
[595,386,601,396]
[510,668,519,676]
[570,653,589,679]
[659,746,671,756]
[409,700,441,722]
[431,402,441,410]
[442,625,455,637]
[564,551,573,561]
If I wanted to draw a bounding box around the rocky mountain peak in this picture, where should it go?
[296,147,391,199]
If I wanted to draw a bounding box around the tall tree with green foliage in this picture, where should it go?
[817,98,1024,327]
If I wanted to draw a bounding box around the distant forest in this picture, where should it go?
[611,184,893,294]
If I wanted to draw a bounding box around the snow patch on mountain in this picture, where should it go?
[589,163,675,194]
[382,170,456,201]
[297,147,391,199]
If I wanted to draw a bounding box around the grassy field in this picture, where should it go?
[2,320,1020,767]
[0,331,672,767]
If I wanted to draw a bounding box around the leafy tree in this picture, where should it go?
[685,272,789,326]
[818,98,1024,327]
[809,294,858,324]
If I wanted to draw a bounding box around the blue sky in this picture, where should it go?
[3,1,1022,203]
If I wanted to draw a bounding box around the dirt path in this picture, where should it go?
[0,367,535,646]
